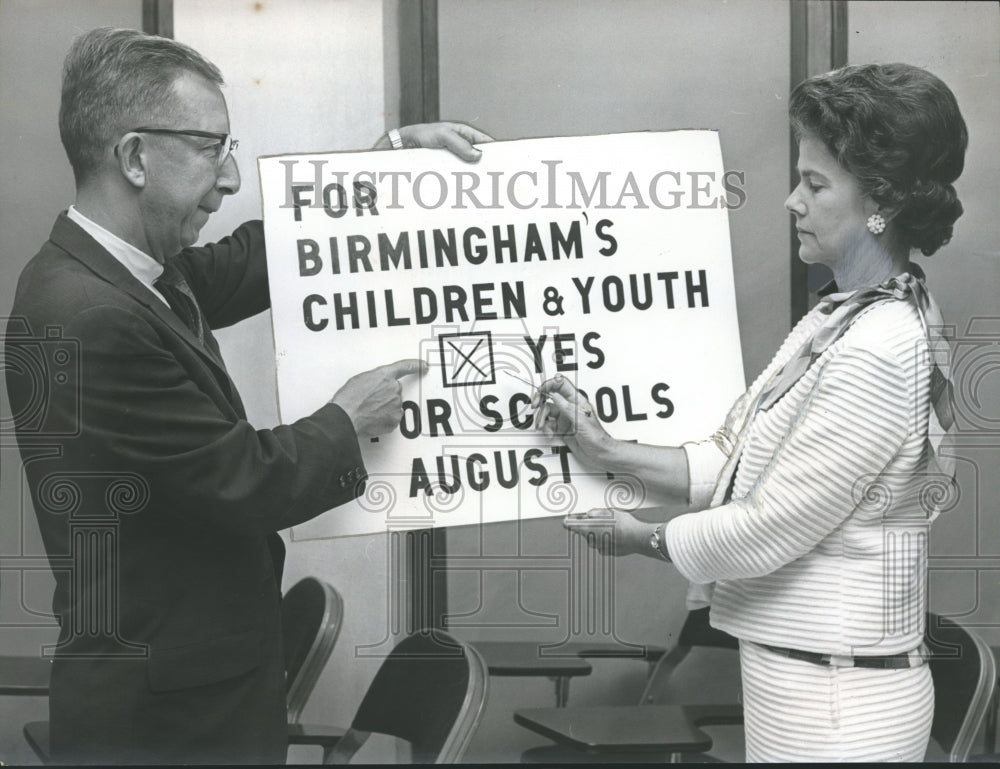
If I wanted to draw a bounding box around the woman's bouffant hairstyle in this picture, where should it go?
[790,63,968,256]
[59,27,223,185]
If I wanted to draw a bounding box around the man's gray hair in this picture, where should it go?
[59,27,224,184]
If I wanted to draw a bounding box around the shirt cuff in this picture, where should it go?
[683,439,727,510]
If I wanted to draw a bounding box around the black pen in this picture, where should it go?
[503,370,553,428]
[503,369,549,402]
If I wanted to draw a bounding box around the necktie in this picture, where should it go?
[155,261,223,359]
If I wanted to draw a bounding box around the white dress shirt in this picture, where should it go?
[67,205,170,307]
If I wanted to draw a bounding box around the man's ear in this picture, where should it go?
[115,133,147,188]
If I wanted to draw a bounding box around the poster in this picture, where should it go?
[259,131,746,538]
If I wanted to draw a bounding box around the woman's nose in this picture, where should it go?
[785,185,804,216]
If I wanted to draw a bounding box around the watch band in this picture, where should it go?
[387,128,404,150]
[649,523,671,561]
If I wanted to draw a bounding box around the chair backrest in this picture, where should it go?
[641,607,741,706]
[926,612,997,762]
[282,577,344,723]
[326,630,489,764]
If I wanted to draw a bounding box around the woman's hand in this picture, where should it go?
[374,122,493,162]
[533,375,616,469]
[562,508,652,557]
[533,375,693,504]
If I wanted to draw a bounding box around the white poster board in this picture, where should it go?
[258,131,745,539]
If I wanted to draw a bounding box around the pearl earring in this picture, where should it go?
[867,212,886,235]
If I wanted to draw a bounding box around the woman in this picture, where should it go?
[536,63,966,762]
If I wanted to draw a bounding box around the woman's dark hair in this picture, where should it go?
[790,63,968,256]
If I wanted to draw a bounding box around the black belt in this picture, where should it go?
[759,643,925,669]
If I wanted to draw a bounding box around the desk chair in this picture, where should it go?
[284,577,343,723]
[470,641,593,707]
[284,577,349,756]
[5,652,53,762]
[324,630,489,764]
[520,607,743,763]
[0,655,52,696]
[23,576,346,764]
[925,612,997,762]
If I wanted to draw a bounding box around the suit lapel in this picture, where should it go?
[48,213,243,411]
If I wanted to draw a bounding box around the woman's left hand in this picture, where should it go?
[533,375,617,470]
[374,122,493,161]
[562,508,651,557]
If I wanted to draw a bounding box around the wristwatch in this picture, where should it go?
[387,128,404,150]
[649,523,671,561]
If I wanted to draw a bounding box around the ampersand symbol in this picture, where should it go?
[542,287,565,316]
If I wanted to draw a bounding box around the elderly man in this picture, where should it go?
[5,27,487,764]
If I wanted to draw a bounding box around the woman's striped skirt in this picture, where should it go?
[739,640,933,762]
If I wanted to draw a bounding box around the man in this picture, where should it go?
[5,27,488,764]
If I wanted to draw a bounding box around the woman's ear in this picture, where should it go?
[115,133,147,189]
[865,198,901,224]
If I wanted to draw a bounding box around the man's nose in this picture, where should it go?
[217,154,241,195]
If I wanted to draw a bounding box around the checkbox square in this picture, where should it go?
[438,332,496,388]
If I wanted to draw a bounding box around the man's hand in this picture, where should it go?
[331,358,427,438]
[374,122,493,162]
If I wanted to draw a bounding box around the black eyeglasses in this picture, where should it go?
[131,127,238,167]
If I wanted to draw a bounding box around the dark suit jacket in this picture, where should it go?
[5,213,366,764]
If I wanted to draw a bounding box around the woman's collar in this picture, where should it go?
[816,262,924,305]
